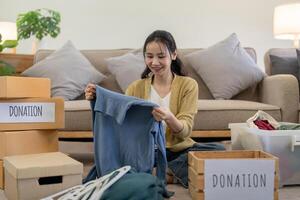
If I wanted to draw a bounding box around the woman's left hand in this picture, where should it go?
[152,107,184,133]
[152,107,174,122]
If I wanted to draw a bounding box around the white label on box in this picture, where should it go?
[0,103,55,123]
[204,159,275,200]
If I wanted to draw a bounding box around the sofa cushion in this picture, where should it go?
[62,99,281,131]
[295,49,300,84]
[22,41,106,100]
[185,33,265,100]
[193,100,281,130]
[106,51,145,92]
[266,49,300,96]
[264,48,297,75]
[270,54,299,77]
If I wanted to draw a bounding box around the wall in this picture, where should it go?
[0,0,298,69]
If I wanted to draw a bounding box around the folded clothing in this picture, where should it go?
[253,119,275,130]
[247,110,280,129]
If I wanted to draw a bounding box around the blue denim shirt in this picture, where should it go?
[85,86,167,182]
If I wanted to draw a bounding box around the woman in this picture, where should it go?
[85,30,224,187]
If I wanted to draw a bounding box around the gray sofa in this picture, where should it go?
[264,48,300,122]
[34,48,299,138]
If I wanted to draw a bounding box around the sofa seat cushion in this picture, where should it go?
[62,100,281,132]
[63,100,92,131]
[194,100,281,130]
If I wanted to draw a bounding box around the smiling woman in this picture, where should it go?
[85,30,225,187]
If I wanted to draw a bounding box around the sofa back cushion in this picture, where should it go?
[264,48,300,96]
[34,47,258,100]
[264,48,297,76]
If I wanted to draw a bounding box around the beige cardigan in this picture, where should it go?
[126,74,198,152]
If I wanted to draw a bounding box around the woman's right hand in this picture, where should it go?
[85,83,96,100]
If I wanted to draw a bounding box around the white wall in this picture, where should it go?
[0,0,299,69]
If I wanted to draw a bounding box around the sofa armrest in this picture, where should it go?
[259,74,299,123]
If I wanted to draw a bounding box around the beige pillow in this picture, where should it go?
[185,33,265,99]
[22,41,106,100]
[106,51,145,92]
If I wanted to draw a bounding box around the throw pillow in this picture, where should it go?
[22,41,106,100]
[270,54,299,80]
[185,33,265,99]
[295,49,300,86]
[106,51,145,92]
[295,49,300,92]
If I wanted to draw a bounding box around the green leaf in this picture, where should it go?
[2,40,18,48]
[17,8,61,41]
[0,61,16,76]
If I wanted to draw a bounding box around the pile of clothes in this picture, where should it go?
[247,110,300,131]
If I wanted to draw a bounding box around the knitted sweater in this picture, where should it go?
[126,74,198,152]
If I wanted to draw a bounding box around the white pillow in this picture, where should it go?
[22,41,106,100]
[185,33,265,99]
[106,51,145,92]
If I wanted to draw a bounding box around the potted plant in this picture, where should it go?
[0,33,18,75]
[16,8,61,52]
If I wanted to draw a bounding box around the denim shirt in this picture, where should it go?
[85,86,167,182]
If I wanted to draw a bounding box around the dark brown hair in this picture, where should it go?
[141,30,186,79]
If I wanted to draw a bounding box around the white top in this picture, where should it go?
[149,85,171,108]
[149,85,171,130]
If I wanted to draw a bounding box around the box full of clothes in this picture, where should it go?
[229,110,300,186]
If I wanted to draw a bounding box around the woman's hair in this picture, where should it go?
[141,30,186,79]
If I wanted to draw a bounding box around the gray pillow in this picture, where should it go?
[106,51,145,92]
[295,49,300,90]
[270,54,299,78]
[185,33,265,99]
[270,53,300,94]
[296,49,300,79]
[22,41,106,100]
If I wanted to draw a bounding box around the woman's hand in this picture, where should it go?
[152,107,184,134]
[152,107,173,122]
[85,83,96,100]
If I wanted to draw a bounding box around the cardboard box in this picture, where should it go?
[4,152,83,200]
[0,160,3,189]
[0,76,50,98]
[0,130,58,159]
[0,97,64,131]
[188,150,279,200]
[230,123,300,186]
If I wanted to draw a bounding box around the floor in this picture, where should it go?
[1,141,300,200]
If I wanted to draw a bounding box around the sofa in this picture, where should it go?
[28,47,299,139]
[264,48,300,122]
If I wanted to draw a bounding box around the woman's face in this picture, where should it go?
[144,41,176,77]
